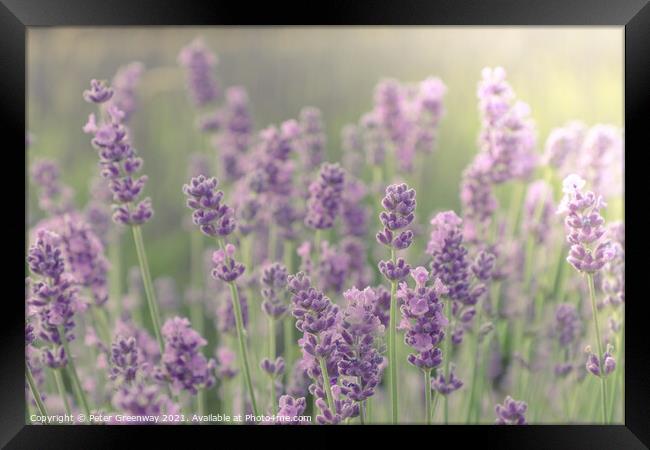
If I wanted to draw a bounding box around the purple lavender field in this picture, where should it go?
[26,28,624,425]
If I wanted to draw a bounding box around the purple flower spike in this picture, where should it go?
[158,317,216,395]
[30,159,75,215]
[26,230,79,368]
[305,163,346,230]
[288,272,340,337]
[274,395,307,424]
[183,175,236,237]
[584,344,616,378]
[260,263,289,319]
[83,79,114,103]
[299,107,326,171]
[555,304,581,347]
[212,244,245,282]
[376,183,416,249]
[112,383,178,417]
[109,336,140,385]
[260,356,285,377]
[177,38,221,107]
[398,268,447,371]
[495,396,528,425]
[337,287,385,402]
[601,222,624,307]
[27,230,65,280]
[432,364,463,395]
[558,174,614,274]
[427,211,472,303]
[83,80,154,226]
[378,258,411,282]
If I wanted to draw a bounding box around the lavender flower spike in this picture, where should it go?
[273,395,307,424]
[83,79,114,103]
[376,183,416,251]
[338,287,385,409]
[158,317,216,395]
[495,396,528,425]
[83,80,153,226]
[305,163,346,230]
[26,230,91,416]
[558,174,614,423]
[183,175,236,237]
[558,174,614,273]
[377,183,416,424]
[177,38,221,107]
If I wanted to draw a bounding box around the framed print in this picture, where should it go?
[2,0,648,447]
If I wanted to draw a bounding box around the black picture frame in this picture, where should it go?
[3,0,648,448]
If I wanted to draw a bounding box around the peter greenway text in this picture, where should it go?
[29,414,312,424]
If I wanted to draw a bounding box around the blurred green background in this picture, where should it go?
[27,27,623,286]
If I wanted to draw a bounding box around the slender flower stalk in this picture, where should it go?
[131,225,164,352]
[58,325,91,416]
[26,364,49,416]
[398,267,446,424]
[260,262,289,413]
[557,174,615,424]
[182,174,258,413]
[587,275,608,422]
[377,183,416,423]
[83,79,163,353]
[53,369,72,416]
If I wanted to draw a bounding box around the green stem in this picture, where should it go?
[466,328,481,423]
[91,305,111,345]
[424,370,432,425]
[268,317,277,413]
[283,318,295,379]
[53,369,72,416]
[587,273,607,424]
[609,310,624,423]
[431,391,440,422]
[26,365,48,416]
[318,357,335,413]
[366,397,372,424]
[197,388,205,417]
[131,225,164,353]
[389,278,398,424]
[58,327,91,417]
[227,279,259,416]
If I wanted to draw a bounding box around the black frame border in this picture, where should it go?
[3,0,648,448]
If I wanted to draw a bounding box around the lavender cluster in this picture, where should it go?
[183,175,236,238]
[377,183,416,282]
[427,211,494,344]
[558,174,614,274]
[397,267,446,371]
[157,317,216,394]
[83,79,153,225]
[177,38,221,107]
[337,287,385,402]
[26,230,79,368]
[305,163,346,230]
